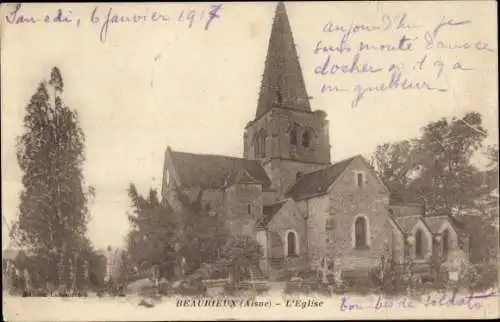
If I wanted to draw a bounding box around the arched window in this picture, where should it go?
[260,132,266,157]
[354,216,368,248]
[254,135,260,157]
[286,231,298,257]
[290,127,297,146]
[415,229,424,258]
[442,229,450,259]
[165,170,170,185]
[302,131,310,148]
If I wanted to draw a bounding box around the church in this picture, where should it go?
[161,2,468,281]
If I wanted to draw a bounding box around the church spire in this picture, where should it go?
[255,2,311,119]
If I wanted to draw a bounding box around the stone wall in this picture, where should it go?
[224,183,263,236]
[304,157,394,272]
[391,228,405,264]
[243,107,330,164]
[296,196,329,265]
[267,201,307,260]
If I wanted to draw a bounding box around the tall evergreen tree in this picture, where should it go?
[14,67,92,290]
[126,184,178,280]
[176,189,229,274]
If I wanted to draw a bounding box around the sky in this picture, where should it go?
[1,2,498,250]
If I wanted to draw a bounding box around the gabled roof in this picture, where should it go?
[394,215,422,234]
[256,200,288,228]
[255,2,311,120]
[424,215,462,234]
[225,168,262,186]
[388,216,404,235]
[166,148,272,190]
[286,156,357,200]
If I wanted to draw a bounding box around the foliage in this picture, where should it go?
[176,189,229,274]
[218,235,262,285]
[13,66,93,288]
[460,214,499,263]
[88,251,107,289]
[373,111,498,267]
[126,184,179,280]
[374,112,492,216]
[469,263,499,291]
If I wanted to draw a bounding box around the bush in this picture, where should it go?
[171,278,207,296]
[469,263,498,291]
[138,284,157,297]
[158,280,170,295]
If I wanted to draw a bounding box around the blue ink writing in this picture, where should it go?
[374,296,394,310]
[339,296,363,311]
[424,17,493,52]
[92,7,168,44]
[424,289,498,310]
[398,296,415,309]
[315,53,384,76]
[352,69,447,108]
[432,17,472,37]
[5,3,73,25]
[373,296,416,310]
[90,4,221,44]
[323,12,421,39]
[313,36,351,55]
[381,12,423,31]
[5,4,37,24]
[452,61,473,71]
[424,32,472,50]
[358,35,417,53]
[320,84,348,93]
[475,41,494,52]
[205,4,223,31]
[44,9,73,24]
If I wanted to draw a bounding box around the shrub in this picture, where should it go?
[171,278,207,296]
[158,281,170,295]
[469,263,498,291]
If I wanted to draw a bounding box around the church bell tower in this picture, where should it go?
[243,2,331,199]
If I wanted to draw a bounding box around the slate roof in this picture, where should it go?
[169,149,272,189]
[256,200,288,228]
[286,156,357,200]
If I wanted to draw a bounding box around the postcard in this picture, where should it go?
[1,1,499,321]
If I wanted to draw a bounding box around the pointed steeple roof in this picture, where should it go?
[255,2,311,119]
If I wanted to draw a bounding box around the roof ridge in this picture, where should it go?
[264,199,288,207]
[298,155,358,178]
[171,149,247,161]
